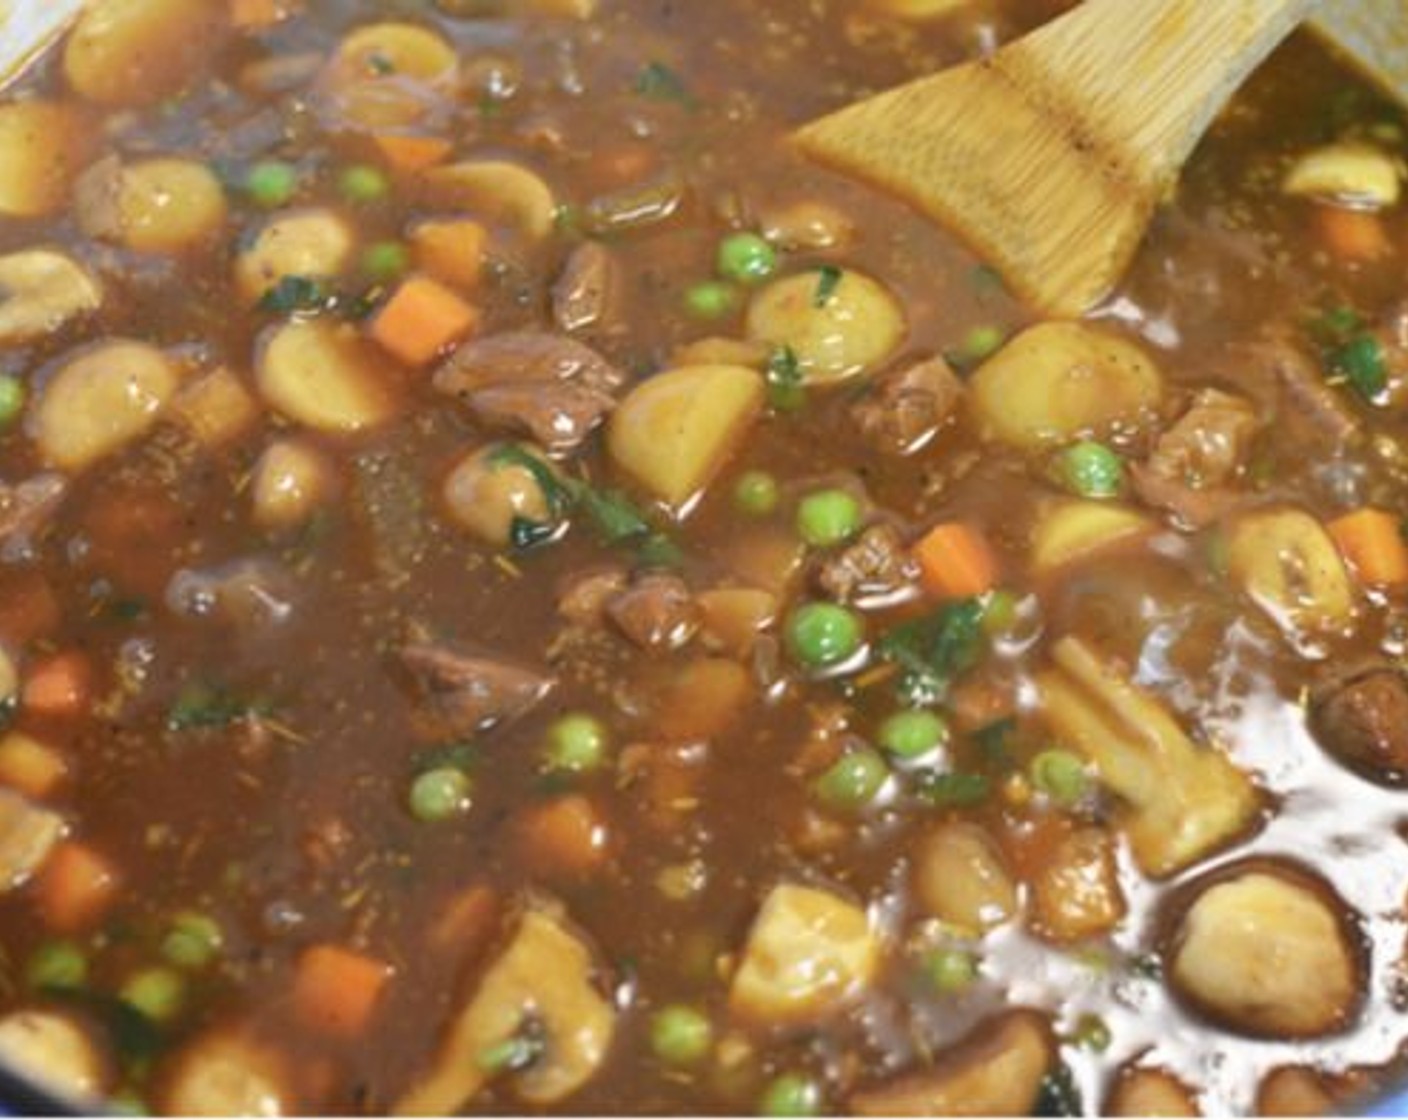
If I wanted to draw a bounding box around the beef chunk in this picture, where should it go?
[0,474,66,560]
[396,641,553,740]
[552,242,619,333]
[1130,388,1260,528]
[433,332,625,454]
[1310,666,1408,787]
[851,356,963,455]
[1246,337,1362,446]
[607,574,699,651]
[814,523,916,606]
[557,565,630,626]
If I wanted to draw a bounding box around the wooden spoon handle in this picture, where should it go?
[0,0,86,89]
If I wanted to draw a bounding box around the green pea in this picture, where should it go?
[338,164,391,204]
[683,280,739,320]
[0,376,25,428]
[161,911,223,970]
[925,947,979,994]
[960,324,1006,363]
[878,709,947,760]
[796,489,862,548]
[649,1004,713,1065]
[785,602,865,669]
[716,232,777,285]
[760,1073,823,1118]
[120,966,186,1023]
[106,1091,150,1117]
[1055,440,1125,499]
[245,160,298,208]
[1029,749,1089,805]
[814,749,888,809]
[980,589,1018,636]
[734,470,780,517]
[1072,1012,1112,1052]
[25,940,87,991]
[361,240,410,281]
[409,767,472,822]
[544,713,608,773]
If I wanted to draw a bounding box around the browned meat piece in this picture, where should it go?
[557,565,630,626]
[814,523,916,606]
[851,355,963,455]
[396,641,554,740]
[0,474,66,558]
[1253,338,1361,446]
[1130,388,1260,528]
[606,574,699,651]
[433,332,625,454]
[1310,666,1408,787]
[552,242,619,333]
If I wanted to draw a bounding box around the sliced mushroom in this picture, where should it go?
[442,443,565,548]
[1256,1066,1337,1117]
[256,320,397,433]
[1283,141,1403,209]
[850,1011,1055,1116]
[911,821,1018,935]
[1028,826,1127,943]
[423,161,558,242]
[158,1029,292,1117]
[75,156,227,255]
[63,0,226,108]
[0,787,64,892]
[395,902,616,1113]
[0,249,102,345]
[319,22,459,131]
[1165,862,1364,1039]
[1105,1066,1201,1117]
[0,1009,108,1102]
[251,439,337,533]
[236,208,356,301]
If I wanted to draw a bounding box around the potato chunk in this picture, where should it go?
[1256,1067,1336,1117]
[236,209,356,301]
[0,1010,107,1102]
[970,322,1162,449]
[0,249,102,345]
[1283,142,1402,209]
[424,162,558,243]
[76,157,227,255]
[746,268,905,382]
[608,365,763,511]
[252,439,336,532]
[1106,1067,1201,1117]
[911,821,1018,934]
[442,443,563,548]
[1037,637,1259,878]
[0,788,64,892]
[63,0,226,107]
[1028,826,1126,942]
[395,904,616,1113]
[256,320,397,433]
[1031,500,1156,575]
[1227,507,1356,646]
[1167,865,1363,1039]
[0,102,91,217]
[851,1011,1054,1116]
[34,340,179,471]
[159,1030,291,1117]
[729,882,879,1025]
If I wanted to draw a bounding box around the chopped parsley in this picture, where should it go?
[1035,1062,1084,1117]
[913,770,990,808]
[255,274,378,320]
[633,61,695,108]
[813,264,843,308]
[766,346,806,412]
[878,597,986,706]
[167,681,272,731]
[1306,304,1388,403]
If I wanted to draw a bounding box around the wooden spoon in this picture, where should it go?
[795,0,1390,317]
[0,0,86,88]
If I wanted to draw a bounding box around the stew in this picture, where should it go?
[0,0,1406,1115]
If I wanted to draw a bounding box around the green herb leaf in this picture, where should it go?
[167,682,272,731]
[256,275,331,315]
[576,486,652,544]
[488,444,575,521]
[1034,1062,1083,1118]
[766,345,805,412]
[813,265,842,308]
[1332,333,1388,401]
[913,770,990,807]
[634,61,695,108]
[879,598,986,706]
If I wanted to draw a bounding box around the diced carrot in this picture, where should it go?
[373,135,453,173]
[1328,507,1408,587]
[292,944,393,1037]
[913,522,999,600]
[36,842,119,933]
[409,219,487,292]
[230,0,291,27]
[0,732,67,799]
[22,652,91,719]
[368,275,480,367]
[428,884,500,955]
[517,794,611,878]
[1316,206,1390,263]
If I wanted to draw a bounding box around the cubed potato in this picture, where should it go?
[911,821,1018,934]
[1256,1067,1336,1117]
[851,1011,1054,1116]
[395,904,615,1113]
[652,658,753,741]
[76,157,227,255]
[1227,507,1356,645]
[0,102,91,217]
[1283,142,1402,209]
[730,882,879,1025]
[33,340,180,471]
[746,269,905,383]
[236,208,356,301]
[0,787,64,892]
[1031,500,1156,574]
[608,364,764,511]
[320,22,458,130]
[0,1010,108,1102]
[1167,865,1363,1039]
[158,1030,291,1117]
[422,162,558,242]
[169,367,260,449]
[722,527,807,595]
[0,249,103,345]
[63,0,226,107]
[698,588,777,656]
[970,322,1163,450]
[1037,637,1259,878]
[1106,1067,1201,1117]
[251,439,336,532]
[256,320,397,433]
[1029,826,1127,942]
